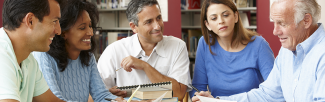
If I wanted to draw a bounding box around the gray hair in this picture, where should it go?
[126,0,160,26]
[273,0,321,26]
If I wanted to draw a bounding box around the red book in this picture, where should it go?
[117,33,128,40]
[188,0,201,9]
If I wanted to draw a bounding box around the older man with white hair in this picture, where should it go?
[192,0,325,102]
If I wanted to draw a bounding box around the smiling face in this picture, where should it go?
[64,10,93,52]
[205,3,238,39]
[30,0,61,52]
[271,1,307,51]
[131,4,164,45]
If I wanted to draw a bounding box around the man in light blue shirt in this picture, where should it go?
[192,0,325,102]
[0,0,63,102]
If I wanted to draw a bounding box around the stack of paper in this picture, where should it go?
[197,96,237,102]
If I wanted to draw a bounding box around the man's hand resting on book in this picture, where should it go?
[114,97,125,102]
[192,91,214,102]
[109,86,127,97]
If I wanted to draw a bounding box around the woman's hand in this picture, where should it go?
[192,91,214,102]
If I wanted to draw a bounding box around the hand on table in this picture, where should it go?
[109,86,127,97]
[192,91,214,102]
[114,97,126,102]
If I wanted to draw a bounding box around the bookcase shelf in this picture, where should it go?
[246,25,257,29]
[101,27,132,30]
[181,26,201,29]
[238,7,257,11]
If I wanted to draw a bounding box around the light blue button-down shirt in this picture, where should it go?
[219,23,325,102]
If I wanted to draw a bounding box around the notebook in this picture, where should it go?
[117,81,173,97]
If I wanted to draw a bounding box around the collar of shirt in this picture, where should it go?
[0,27,32,67]
[0,27,33,90]
[0,28,14,52]
[294,23,325,56]
[131,33,166,58]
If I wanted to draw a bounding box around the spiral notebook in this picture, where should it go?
[117,81,173,97]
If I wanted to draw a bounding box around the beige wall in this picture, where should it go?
[318,0,325,24]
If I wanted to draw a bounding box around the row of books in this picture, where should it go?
[181,0,202,10]
[94,31,130,60]
[182,29,201,79]
[181,0,256,10]
[182,29,202,58]
[234,0,256,8]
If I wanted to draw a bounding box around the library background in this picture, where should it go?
[0,0,324,101]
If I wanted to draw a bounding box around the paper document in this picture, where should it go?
[197,96,237,102]
[152,91,168,102]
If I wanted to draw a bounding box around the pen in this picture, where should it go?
[116,57,142,71]
[104,98,113,101]
[128,85,141,102]
[189,84,200,92]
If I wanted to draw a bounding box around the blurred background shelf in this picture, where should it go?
[98,8,127,12]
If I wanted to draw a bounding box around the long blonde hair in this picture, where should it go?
[201,0,258,54]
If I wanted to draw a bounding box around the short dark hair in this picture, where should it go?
[47,0,99,72]
[126,0,160,26]
[2,0,63,31]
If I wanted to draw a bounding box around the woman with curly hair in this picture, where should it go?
[33,0,124,101]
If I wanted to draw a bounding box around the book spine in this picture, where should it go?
[101,0,107,9]
[181,0,187,10]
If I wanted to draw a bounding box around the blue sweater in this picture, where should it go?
[33,52,118,102]
[189,36,274,97]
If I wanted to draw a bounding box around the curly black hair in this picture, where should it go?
[47,0,99,72]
